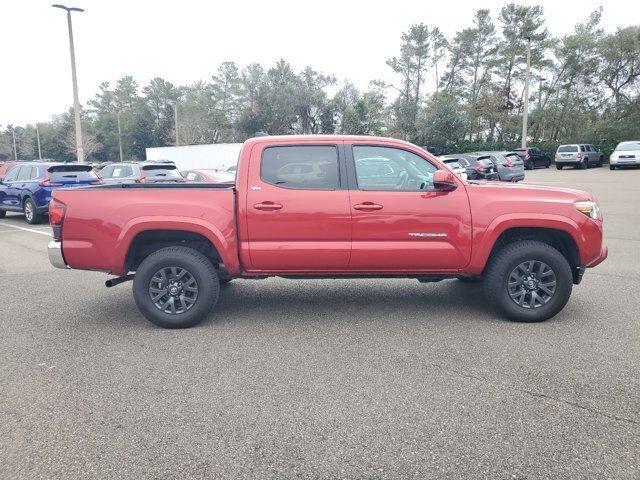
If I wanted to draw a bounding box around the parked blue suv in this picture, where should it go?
[0,162,101,224]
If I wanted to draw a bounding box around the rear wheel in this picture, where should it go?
[133,246,220,328]
[556,165,563,170]
[610,165,616,170]
[579,159,587,169]
[484,240,572,322]
[0,210,6,218]
[23,198,41,225]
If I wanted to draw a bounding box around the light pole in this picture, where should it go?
[174,103,179,146]
[36,124,43,160]
[117,112,124,162]
[521,35,531,149]
[52,4,85,163]
[11,127,17,161]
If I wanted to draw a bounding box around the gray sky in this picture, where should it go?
[1,0,638,126]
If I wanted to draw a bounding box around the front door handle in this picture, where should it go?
[253,201,283,211]
[353,202,383,211]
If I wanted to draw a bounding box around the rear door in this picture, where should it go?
[347,143,472,271]
[244,142,351,271]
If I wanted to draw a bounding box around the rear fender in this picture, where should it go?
[113,216,239,276]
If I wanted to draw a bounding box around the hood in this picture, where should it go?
[466,180,593,202]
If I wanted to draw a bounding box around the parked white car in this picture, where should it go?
[609,141,640,170]
[439,157,468,180]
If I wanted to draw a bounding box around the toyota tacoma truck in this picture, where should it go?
[47,135,607,328]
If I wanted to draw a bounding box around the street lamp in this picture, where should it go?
[521,35,531,149]
[52,4,85,163]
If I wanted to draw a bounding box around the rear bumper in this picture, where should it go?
[48,241,68,269]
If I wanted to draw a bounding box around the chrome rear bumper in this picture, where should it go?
[48,241,68,269]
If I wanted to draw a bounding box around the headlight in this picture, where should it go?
[574,201,600,220]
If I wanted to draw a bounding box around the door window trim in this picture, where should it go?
[345,143,442,192]
[258,143,346,191]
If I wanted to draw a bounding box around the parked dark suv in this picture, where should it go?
[514,147,551,170]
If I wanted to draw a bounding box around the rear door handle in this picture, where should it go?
[253,201,283,211]
[353,202,383,211]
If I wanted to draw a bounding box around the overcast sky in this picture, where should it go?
[1,0,638,126]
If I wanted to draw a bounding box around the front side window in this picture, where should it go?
[261,146,339,190]
[353,146,437,191]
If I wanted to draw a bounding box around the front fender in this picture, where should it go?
[112,216,239,276]
[468,213,584,274]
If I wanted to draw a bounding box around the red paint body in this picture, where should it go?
[51,136,607,278]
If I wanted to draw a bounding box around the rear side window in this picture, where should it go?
[261,146,339,190]
[558,145,578,153]
[579,145,586,152]
[100,166,114,178]
[17,166,32,181]
[111,165,134,178]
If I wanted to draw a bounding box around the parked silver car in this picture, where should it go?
[555,144,603,169]
[609,141,640,170]
[438,157,468,180]
[474,151,525,182]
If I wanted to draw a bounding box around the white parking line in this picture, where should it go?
[0,222,52,237]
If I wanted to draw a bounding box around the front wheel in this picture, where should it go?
[610,165,615,170]
[133,246,220,328]
[484,240,573,322]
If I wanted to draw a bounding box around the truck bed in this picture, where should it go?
[54,185,237,275]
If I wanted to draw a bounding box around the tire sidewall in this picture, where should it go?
[133,247,219,328]
[488,243,572,322]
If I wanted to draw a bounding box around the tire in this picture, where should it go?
[525,161,533,171]
[23,198,41,225]
[609,165,615,170]
[579,159,587,170]
[0,210,6,218]
[556,165,563,170]
[132,246,220,328]
[484,240,573,322]
[545,161,550,168]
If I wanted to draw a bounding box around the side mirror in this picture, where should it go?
[433,170,457,191]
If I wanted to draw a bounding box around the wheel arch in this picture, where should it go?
[114,217,239,277]
[470,216,583,283]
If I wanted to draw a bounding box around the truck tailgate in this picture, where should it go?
[53,186,237,275]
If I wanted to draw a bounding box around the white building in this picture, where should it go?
[145,143,242,171]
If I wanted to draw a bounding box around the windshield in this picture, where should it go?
[615,141,640,152]
[557,145,578,153]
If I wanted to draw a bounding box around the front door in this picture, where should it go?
[244,142,351,272]
[347,144,472,272]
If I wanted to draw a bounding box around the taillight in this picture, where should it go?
[90,180,103,185]
[39,179,63,187]
[49,198,67,240]
[576,153,583,159]
[475,164,484,172]
[503,160,513,167]
[135,178,145,183]
[524,153,530,160]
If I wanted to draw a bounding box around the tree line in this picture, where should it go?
[1,4,639,163]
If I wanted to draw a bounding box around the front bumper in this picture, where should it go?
[48,241,68,269]
[610,159,640,166]
[588,245,608,268]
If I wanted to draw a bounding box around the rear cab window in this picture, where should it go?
[261,146,340,190]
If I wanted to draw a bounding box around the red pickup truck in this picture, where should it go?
[48,135,607,328]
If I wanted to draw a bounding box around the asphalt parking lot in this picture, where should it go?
[1,167,639,479]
